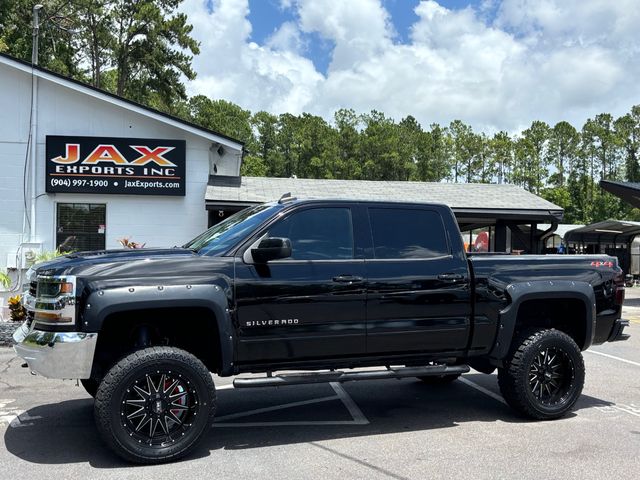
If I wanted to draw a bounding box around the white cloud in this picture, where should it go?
[266,21,305,55]
[182,0,323,114]
[181,0,640,133]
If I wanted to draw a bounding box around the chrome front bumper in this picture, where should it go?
[13,322,97,379]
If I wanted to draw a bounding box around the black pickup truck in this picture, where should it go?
[14,197,629,464]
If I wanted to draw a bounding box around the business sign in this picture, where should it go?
[45,136,186,196]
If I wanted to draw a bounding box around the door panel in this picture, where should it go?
[235,260,366,362]
[364,206,472,354]
[234,205,366,364]
[366,258,471,353]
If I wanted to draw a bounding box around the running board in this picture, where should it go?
[233,365,470,388]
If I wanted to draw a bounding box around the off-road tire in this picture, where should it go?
[416,373,461,384]
[498,328,584,420]
[94,346,216,464]
[80,378,99,398]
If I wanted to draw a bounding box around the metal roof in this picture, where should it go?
[564,220,640,244]
[206,176,563,221]
[0,53,244,150]
[600,180,640,208]
[538,224,585,239]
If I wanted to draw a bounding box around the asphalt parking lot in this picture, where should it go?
[1,296,639,480]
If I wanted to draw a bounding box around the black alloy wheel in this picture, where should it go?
[94,347,216,464]
[498,328,584,420]
[528,346,575,406]
[120,371,198,446]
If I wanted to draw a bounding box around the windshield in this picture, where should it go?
[184,204,281,255]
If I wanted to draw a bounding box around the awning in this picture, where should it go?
[600,180,640,209]
[564,220,640,244]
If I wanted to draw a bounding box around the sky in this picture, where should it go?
[180,0,640,133]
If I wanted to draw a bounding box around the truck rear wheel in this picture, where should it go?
[94,346,216,464]
[498,328,584,420]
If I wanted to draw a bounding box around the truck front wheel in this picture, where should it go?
[94,346,216,464]
[498,328,584,420]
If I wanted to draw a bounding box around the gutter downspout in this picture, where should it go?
[29,5,42,243]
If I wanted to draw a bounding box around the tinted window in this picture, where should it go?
[186,204,281,256]
[267,208,354,260]
[369,208,449,259]
[56,203,106,252]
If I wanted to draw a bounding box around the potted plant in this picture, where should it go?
[8,295,26,322]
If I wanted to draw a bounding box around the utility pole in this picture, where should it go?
[29,4,43,244]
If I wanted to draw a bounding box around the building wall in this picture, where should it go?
[0,62,223,270]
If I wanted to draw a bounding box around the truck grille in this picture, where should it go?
[25,310,34,330]
[29,281,37,297]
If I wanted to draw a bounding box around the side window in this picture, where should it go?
[267,208,354,260]
[369,208,449,259]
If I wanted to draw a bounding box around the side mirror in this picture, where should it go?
[251,237,292,263]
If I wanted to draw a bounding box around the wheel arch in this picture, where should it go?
[490,280,596,361]
[83,284,235,376]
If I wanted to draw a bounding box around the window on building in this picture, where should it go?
[369,208,449,259]
[56,203,106,252]
[267,207,354,260]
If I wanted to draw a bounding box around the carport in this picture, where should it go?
[564,220,640,273]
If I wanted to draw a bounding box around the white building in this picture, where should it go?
[0,53,244,274]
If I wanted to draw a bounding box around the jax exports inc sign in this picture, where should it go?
[45,136,186,196]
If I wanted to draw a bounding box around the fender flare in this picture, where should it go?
[82,284,235,375]
[489,280,596,361]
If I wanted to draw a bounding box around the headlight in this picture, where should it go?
[33,275,77,326]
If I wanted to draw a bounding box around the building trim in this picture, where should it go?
[0,53,244,150]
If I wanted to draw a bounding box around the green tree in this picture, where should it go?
[513,121,551,194]
[251,111,281,176]
[614,106,640,182]
[548,121,580,187]
[489,131,513,184]
[448,120,476,183]
[334,108,362,179]
[360,111,411,181]
[414,123,450,182]
[109,0,200,105]
[189,96,255,148]
[0,0,81,77]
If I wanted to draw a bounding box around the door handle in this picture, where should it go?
[437,273,464,282]
[332,275,364,283]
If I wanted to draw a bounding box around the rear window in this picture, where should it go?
[369,208,449,259]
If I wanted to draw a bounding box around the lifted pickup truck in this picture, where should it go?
[14,197,629,463]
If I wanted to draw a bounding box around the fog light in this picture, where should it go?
[34,311,73,324]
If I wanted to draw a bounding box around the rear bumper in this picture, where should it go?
[607,319,630,342]
[13,322,97,379]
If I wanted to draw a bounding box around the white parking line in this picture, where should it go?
[586,350,640,367]
[214,395,339,422]
[212,382,369,427]
[330,382,369,425]
[458,377,507,406]
[613,404,640,418]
